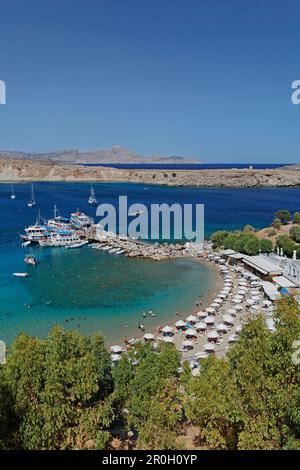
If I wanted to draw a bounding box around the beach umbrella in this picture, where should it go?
[210,303,220,309]
[204,316,215,325]
[194,322,207,331]
[218,294,227,299]
[238,281,247,286]
[235,305,243,311]
[161,325,174,334]
[204,343,216,352]
[246,299,255,306]
[197,311,207,318]
[237,290,247,295]
[182,340,194,349]
[213,298,223,304]
[252,305,260,311]
[205,307,215,314]
[185,328,197,338]
[228,334,237,343]
[143,333,155,341]
[263,300,272,307]
[232,298,242,304]
[251,295,261,302]
[161,336,175,343]
[235,325,243,333]
[227,308,237,316]
[175,320,186,329]
[185,314,198,323]
[235,294,244,300]
[216,323,228,333]
[111,354,121,362]
[223,314,234,325]
[110,345,123,354]
[207,330,219,340]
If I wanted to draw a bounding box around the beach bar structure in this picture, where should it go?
[242,255,282,280]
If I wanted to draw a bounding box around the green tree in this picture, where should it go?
[2,327,114,450]
[243,236,261,255]
[289,226,300,243]
[293,212,300,224]
[274,210,291,225]
[210,230,230,248]
[276,235,298,257]
[260,238,273,253]
[272,218,282,230]
[185,356,244,449]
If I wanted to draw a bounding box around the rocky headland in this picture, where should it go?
[1,156,300,187]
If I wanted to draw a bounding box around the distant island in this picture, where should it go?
[0,145,199,165]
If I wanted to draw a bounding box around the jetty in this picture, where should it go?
[88,224,205,261]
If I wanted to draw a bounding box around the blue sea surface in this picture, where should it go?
[1,182,300,345]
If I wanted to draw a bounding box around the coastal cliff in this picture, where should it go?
[1,157,300,187]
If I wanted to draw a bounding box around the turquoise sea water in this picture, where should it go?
[1,182,300,344]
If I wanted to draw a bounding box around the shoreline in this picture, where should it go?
[107,256,223,348]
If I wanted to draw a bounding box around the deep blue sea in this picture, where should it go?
[1,182,300,345]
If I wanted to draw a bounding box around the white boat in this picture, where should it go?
[88,186,98,206]
[70,211,94,228]
[108,248,119,253]
[129,210,144,217]
[10,183,16,199]
[47,205,71,229]
[39,229,82,247]
[24,255,37,265]
[66,240,89,249]
[21,224,51,243]
[13,272,29,277]
[27,183,36,207]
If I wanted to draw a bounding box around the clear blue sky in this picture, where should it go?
[0,0,300,162]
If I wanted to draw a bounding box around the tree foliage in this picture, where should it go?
[1,297,300,450]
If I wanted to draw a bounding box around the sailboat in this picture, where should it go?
[27,183,36,207]
[88,186,98,205]
[10,183,16,199]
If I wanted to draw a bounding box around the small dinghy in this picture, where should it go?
[66,240,89,249]
[24,255,37,266]
[13,272,29,277]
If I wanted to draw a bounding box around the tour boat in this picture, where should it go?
[70,211,94,228]
[38,229,82,247]
[88,186,98,206]
[13,272,29,277]
[47,205,72,229]
[21,224,51,243]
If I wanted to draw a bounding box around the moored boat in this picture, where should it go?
[39,229,83,247]
[24,255,38,266]
[88,186,98,206]
[70,211,94,228]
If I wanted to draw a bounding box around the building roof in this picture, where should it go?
[273,276,298,288]
[242,255,282,276]
[220,249,236,256]
[261,281,280,301]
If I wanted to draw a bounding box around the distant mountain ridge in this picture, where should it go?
[0,145,198,164]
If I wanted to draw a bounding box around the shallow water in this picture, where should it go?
[1,182,299,344]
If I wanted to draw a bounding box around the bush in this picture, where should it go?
[272,218,282,230]
[267,229,276,237]
[276,235,298,257]
[260,238,273,253]
[210,231,230,248]
[289,226,300,243]
[243,225,256,233]
[293,212,300,224]
[274,210,291,225]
